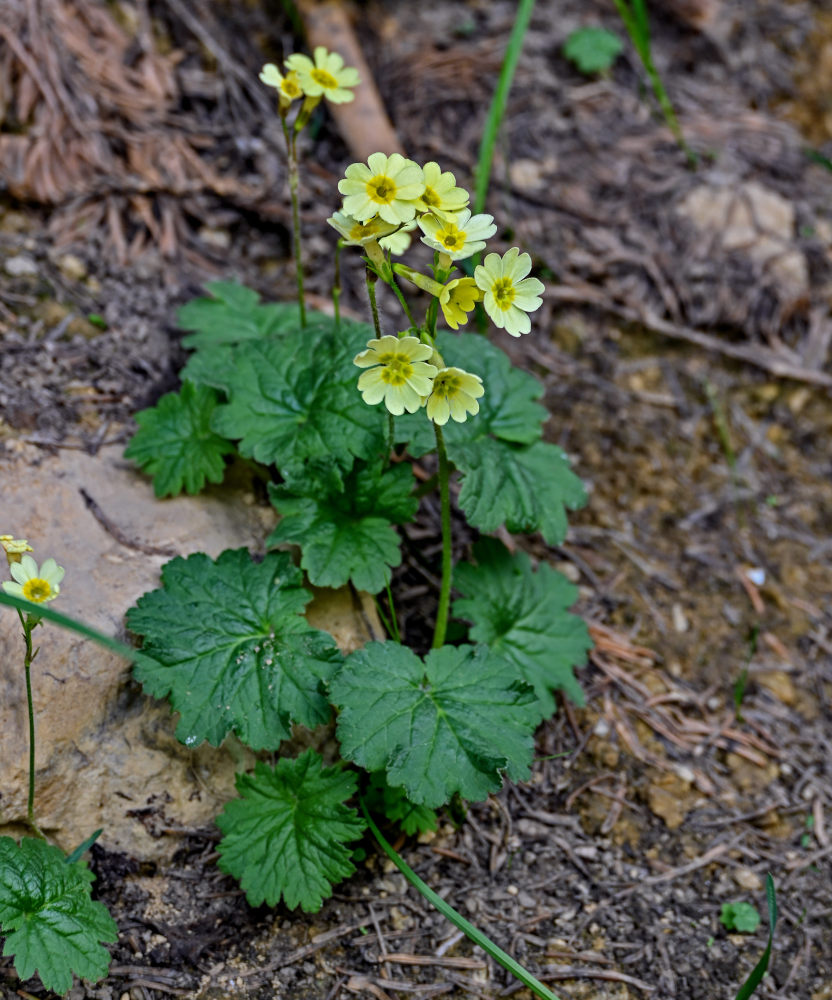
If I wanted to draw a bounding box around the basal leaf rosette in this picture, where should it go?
[454,538,591,719]
[268,459,417,593]
[475,247,544,336]
[216,751,365,912]
[339,153,425,225]
[330,642,538,807]
[0,837,117,995]
[126,549,343,750]
[354,335,437,415]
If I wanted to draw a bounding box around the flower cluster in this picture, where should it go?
[2,537,64,604]
[332,153,544,424]
[260,46,360,112]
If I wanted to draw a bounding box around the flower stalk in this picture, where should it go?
[19,610,46,840]
[432,422,453,648]
[283,120,307,328]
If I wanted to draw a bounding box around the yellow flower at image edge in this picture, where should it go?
[475,247,545,337]
[3,554,65,603]
[1,535,33,564]
[426,368,484,425]
[339,153,425,225]
[354,336,437,415]
[285,46,360,104]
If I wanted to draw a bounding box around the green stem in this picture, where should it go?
[388,275,416,328]
[386,412,395,467]
[19,612,46,840]
[283,121,306,327]
[333,239,343,332]
[360,800,562,1000]
[366,268,383,339]
[384,580,401,644]
[432,423,452,648]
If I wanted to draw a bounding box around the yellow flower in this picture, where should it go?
[418,209,496,261]
[416,162,469,220]
[339,153,425,225]
[379,221,417,256]
[3,554,65,603]
[1,535,33,565]
[354,335,437,415]
[327,211,398,246]
[439,277,481,330]
[426,368,484,425]
[259,63,304,105]
[285,47,360,104]
[474,247,544,336]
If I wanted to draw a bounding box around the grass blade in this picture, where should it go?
[734,874,778,1000]
[361,799,562,1000]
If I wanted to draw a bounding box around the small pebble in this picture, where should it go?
[4,254,38,276]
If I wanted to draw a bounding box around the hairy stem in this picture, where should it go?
[20,612,46,840]
[432,423,452,648]
[389,275,416,328]
[365,268,382,339]
[333,239,343,332]
[284,121,307,327]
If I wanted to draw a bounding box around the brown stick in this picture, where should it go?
[295,0,404,160]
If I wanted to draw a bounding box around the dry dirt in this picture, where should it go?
[1,0,831,998]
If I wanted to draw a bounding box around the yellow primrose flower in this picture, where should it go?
[474,247,544,336]
[259,63,304,105]
[3,554,65,603]
[418,209,497,261]
[439,277,481,330]
[426,368,484,425]
[354,335,437,415]
[339,153,425,225]
[327,211,398,246]
[285,47,360,104]
[416,162,469,220]
[1,535,33,565]
[379,221,417,256]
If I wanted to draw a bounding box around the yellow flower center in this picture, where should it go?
[23,578,52,603]
[422,186,440,207]
[438,226,465,250]
[433,372,461,398]
[380,357,414,386]
[281,76,303,99]
[492,278,516,309]
[311,67,338,90]
[368,175,397,204]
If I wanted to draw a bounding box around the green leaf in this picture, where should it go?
[330,642,537,807]
[453,539,590,719]
[366,773,438,836]
[0,837,117,995]
[268,460,417,593]
[216,751,365,912]
[454,438,586,545]
[126,549,343,750]
[400,332,547,453]
[180,343,236,394]
[563,26,623,74]
[124,381,235,497]
[177,280,302,349]
[211,323,385,476]
[721,901,761,934]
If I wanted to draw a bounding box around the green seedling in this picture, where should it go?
[563,26,624,74]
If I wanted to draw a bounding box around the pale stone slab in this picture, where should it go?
[0,442,380,859]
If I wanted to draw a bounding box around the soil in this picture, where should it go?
[1,1,831,999]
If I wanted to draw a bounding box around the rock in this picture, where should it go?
[0,443,381,860]
[645,771,693,829]
[56,253,87,281]
[677,182,808,296]
[732,867,763,892]
[4,254,38,277]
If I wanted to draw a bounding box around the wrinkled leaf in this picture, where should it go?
[177,280,302,349]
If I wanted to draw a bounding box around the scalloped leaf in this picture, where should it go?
[0,837,117,995]
[330,642,537,807]
[126,549,343,750]
[365,772,438,836]
[453,538,590,719]
[177,280,302,349]
[124,381,235,497]
[216,751,365,911]
[211,322,385,477]
[268,460,417,593]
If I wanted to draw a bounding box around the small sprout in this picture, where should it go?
[563,26,623,75]
[720,901,761,934]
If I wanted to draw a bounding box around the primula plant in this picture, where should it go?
[0,538,117,994]
[119,48,591,949]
